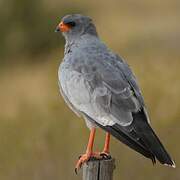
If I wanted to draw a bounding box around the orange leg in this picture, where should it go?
[85,128,96,154]
[75,128,101,173]
[100,132,111,158]
[103,132,110,153]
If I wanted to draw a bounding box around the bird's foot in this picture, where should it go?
[75,152,102,174]
[99,151,111,159]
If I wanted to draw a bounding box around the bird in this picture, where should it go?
[55,14,175,173]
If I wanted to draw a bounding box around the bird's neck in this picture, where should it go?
[64,34,99,55]
[64,40,75,54]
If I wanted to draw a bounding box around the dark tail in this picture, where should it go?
[131,110,175,167]
[100,123,156,164]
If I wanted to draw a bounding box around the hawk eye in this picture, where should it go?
[66,21,76,27]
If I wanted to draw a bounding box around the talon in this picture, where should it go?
[75,168,78,175]
[100,152,111,159]
[75,154,90,173]
[100,153,108,158]
[75,152,103,173]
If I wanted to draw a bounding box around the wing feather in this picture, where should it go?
[59,47,147,126]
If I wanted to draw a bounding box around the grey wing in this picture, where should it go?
[113,55,150,123]
[59,53,147,127]
[114,55,145,106]
[88,59,144,126]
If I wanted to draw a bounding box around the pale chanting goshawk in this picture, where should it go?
[55,14,175,173]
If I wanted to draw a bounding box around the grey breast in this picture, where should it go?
[58,36,146,127]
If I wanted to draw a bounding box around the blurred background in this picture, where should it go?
[0,0,180,179]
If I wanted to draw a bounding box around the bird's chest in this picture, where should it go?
[59,64,92,107]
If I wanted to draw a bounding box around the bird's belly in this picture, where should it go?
[63,73,89,102]
[59,66,115,127]
[59,68,93,110]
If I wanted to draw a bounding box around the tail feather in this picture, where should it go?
[132,110,175,167]
[101,123,156,164]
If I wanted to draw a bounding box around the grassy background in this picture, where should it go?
[0,0,180,179]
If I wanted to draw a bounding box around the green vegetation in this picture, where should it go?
[0,0,179,179]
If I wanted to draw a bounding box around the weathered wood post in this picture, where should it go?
[82,158,115,180]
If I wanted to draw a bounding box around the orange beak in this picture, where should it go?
[55,22,71,32]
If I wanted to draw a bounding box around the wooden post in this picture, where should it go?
[82,158,115,180]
